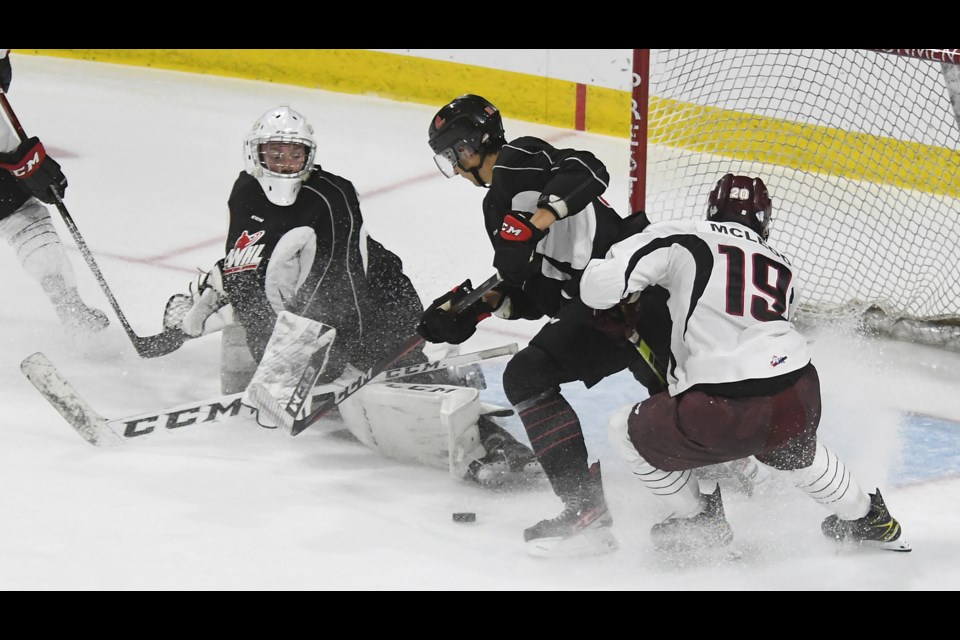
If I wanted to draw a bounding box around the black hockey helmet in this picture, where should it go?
[707,173,773,239]
[428,94,505,178]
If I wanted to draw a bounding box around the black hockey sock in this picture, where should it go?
[516,390,588,497]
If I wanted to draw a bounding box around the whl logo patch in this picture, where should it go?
[223,230,265,274]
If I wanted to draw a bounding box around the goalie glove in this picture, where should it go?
[0,136,68,205]
[163,260,232,337]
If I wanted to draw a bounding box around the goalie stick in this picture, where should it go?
[21,343,518,446]
[254,272,505,436]
[0,92,185,359]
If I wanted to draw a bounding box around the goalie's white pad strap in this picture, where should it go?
[337,382,485,478]
[265,226,316,314]
[242,311,336,427]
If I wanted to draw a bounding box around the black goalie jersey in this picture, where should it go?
[222,168,424,367]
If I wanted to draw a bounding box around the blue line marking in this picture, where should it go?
[896,413,960,486]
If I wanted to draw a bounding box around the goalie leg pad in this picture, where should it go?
[337,382,485,477]
[242,311,336,427]
[221,322,258,394]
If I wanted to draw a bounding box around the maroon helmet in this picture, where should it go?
[706,174,773,239]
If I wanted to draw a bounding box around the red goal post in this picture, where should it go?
[629,49,960,349]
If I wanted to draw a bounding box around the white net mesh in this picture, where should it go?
[639,49,960,325]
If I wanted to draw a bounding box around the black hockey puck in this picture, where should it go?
[452,512,476,523]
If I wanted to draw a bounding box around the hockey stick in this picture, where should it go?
[0,92,185,358]
[21,343,518,446]
[254,272,504,436]
[632,334,666,387]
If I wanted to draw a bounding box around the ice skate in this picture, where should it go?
[54,290,110,334]
[464,415,544,486]
[821,489,911,552]
[523,462,618,558]
[42,276,109,334]
[650,484,734,553]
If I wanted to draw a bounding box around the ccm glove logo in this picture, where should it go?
[0,139,46,178]
[499,212,541,242]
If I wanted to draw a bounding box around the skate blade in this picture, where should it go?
[833,537,913,553]
[525,527,619,559]
[877,537,912,552]
[651,526,734,554]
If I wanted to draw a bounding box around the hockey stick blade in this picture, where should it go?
[20,352,123,446]
[132,328,188,358]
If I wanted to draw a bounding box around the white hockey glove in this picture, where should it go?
[163,260,232,337]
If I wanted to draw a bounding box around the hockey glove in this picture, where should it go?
[0,136,68,205]
[0,50,11,93]
[492,211,546,286]
[417,279,493,344]
[164,260,231,337]
[590,293,644,343]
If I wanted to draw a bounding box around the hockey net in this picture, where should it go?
[629,49,960,350]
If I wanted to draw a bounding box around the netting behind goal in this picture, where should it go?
[629,49,960,338]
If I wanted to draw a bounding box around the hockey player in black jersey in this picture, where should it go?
[417,94,672,557]
[0,50,108,334]
[166,104,538,485]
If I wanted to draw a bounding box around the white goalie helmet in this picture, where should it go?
[244,105,318,206]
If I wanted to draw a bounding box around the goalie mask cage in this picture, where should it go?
[629,49,960,350]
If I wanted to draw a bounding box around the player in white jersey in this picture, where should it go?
[580,173,910,553]
[0,50,109,334]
